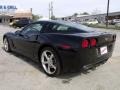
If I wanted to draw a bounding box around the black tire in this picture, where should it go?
[3,37,11,52]
[102,59,108,64]
[40,47,61,76]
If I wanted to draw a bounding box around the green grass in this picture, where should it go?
[86,24,120,30]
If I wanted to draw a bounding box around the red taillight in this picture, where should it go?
[59,44,71,49]
[82,39,89,48]
[90,38,97,47]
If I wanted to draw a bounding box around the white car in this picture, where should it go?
[112,19,120,24]
[86,20,99,25]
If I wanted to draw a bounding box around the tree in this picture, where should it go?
[73,13,78,16]
[32,14,42,21]
[80,12,89,15]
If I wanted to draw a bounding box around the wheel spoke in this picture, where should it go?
[49,54,54,60]
[41,60,48,65]
[50,63,56,70]
[43,52,49,60]
[47,65,51,74]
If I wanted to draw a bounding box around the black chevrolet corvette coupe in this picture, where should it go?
[3,20,116,76]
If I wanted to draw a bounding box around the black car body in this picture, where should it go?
[3,20,116,76]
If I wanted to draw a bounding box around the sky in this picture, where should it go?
[0,0,120,17]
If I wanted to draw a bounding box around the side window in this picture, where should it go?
[51,24,70,32]
[45,23,69,33]
[21,23,43,35]
[56,25,69,31]
[31,24,43,31]
[21,25,32,35]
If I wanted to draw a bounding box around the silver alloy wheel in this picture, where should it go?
[3,38,9,51]
[41,50,57,75]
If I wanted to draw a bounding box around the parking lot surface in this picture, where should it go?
[0,25,120,90]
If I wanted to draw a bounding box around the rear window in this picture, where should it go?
[53,25,69,31]
[58,21,94,32]
[45,21,94,33]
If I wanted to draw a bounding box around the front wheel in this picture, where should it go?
[40,47,61,76]
[3,37,11,52]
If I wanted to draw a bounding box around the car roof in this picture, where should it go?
[34,20,94,32]
[37,20,69,24]
[36,20,83,28]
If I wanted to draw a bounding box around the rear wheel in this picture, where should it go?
[40,47,61,76]
[3,37,11,52]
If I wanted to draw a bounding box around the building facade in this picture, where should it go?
[58,12,120,24]
[0,5,32,24]
[0,14,13,24]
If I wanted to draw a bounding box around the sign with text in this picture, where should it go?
[0,5,17,10]
[0,5,17,14]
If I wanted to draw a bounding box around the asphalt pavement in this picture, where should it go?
[0,25,120,90]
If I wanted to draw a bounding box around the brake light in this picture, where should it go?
[90,38,97,47]
[82,39,89,48]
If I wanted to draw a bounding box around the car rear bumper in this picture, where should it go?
[58,42,115,73]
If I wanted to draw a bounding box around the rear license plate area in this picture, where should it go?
[100,46,108,55]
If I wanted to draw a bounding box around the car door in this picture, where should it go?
[12,23,44,58]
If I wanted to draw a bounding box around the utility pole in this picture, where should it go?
[51,1,53,19]
[106,0,110,28]
[48,1,54,19]
[49,3,51,19]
